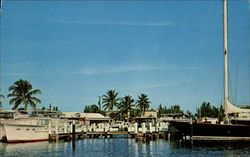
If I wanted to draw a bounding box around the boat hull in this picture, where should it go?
[0,124,6,141]
[231,119,250,125]
[169,121,250,137]
[3,124,49,143]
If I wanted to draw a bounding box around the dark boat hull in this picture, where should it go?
[169,121,250,137]
[231,119,250,125]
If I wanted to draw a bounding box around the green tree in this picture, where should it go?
[170,105,183,114]
[102,89,120,111]
[157,104,163,117]
[41,106,46,110]
[7,79,41,110]
[109,112,121,121]
[118,95,135,121]
[136,93,150,116]
[218,105,225,122]
[186,110,193,118]
[196,101,222,118]
[84,104,100,113]
[157,104,183,115]
[130,108,140,118]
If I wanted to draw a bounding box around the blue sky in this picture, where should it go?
[1,0,249,112]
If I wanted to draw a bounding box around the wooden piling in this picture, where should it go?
[72,124,76,141]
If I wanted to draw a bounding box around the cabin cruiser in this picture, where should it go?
[0,110,68,143]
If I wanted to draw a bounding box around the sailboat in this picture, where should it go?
[169,0,250,139]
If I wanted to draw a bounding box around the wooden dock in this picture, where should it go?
[189,136,250,141]
[180,136,250,146]
[49,131,170,142]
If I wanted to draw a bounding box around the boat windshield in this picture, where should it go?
[37,119,50,125]
[0,112,14,119]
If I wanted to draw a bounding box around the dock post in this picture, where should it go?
[72,120,76,141]
[89,124,92,132]
[155,122,159,132]
[149,123,152,133]
[159,122,162,132]
[93,123,96,132]
[134,123,138,134]
[189,118,193,145]
[64,122,68,133]
[105,123,109,133]
[142,123,146,134]
[70,123,73,133]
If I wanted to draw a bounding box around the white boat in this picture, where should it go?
[1,110,67,143]
[3,117,50,143]
[0,110,30,141]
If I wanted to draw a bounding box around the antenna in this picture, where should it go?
[235,61,238,105]
[98,96,102,111]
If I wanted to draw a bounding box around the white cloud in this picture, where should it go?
[57,20,173,27]
[123,81,183,90]
[75,65,160,76]
[74,64,201,76]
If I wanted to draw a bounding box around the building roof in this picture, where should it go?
[62,112,109,120]
[144,109,158,112]
[0,110,17,113]
[134,116,157,119]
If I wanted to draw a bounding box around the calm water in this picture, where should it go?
[1,138,250,157]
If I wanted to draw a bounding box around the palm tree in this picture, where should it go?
[8,79,41,110]
[119,95,135,121]
[136,93,151,116]
[109,112,121,121]
[102,89,119,111]
[0,90,5,109]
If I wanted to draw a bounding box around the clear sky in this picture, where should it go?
[0,0,249,112]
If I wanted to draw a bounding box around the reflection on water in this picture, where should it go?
[1,139,250,157]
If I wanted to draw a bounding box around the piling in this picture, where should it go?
[135,133,144,141]
[72,121,76,142]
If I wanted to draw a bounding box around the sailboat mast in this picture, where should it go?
[223,0,229,116]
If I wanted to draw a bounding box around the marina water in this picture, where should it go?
[1,138,250,157]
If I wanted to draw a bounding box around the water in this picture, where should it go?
[1,139,250,157]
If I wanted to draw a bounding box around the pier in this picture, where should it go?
[48,121,172,142]
[49,131,171,142]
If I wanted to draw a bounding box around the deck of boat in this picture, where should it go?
[189,136,250,141]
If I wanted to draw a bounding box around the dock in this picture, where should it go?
[49,131,172,142]
[179,136,250,146]
[47,120,174,142]
[189,136,250,141]
[47,120,173,142]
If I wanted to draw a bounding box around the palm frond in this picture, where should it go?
[9,97,21,105]
[0,94,5,98]
[29,89,41,95]
[29,100,37,110]
[12,99,22,110]
[30,97,41,104]
[7,93,18,97]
